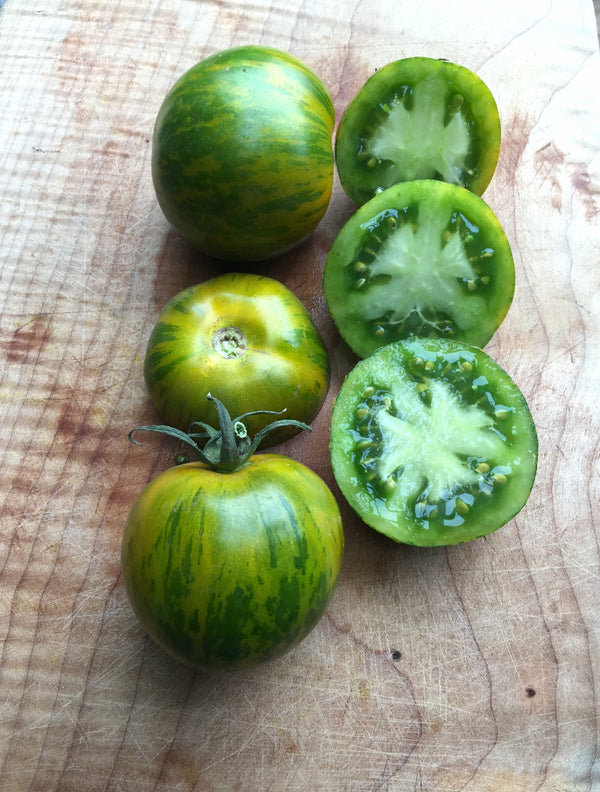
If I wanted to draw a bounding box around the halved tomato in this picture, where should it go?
[323,180,514,358]
[336,56,501,205]
[329,338,538,547]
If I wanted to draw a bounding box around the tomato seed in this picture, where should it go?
[456,499,470,516]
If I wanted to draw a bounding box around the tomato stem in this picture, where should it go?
[129,394,311,472]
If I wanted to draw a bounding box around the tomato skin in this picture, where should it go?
[143,273,330,447]
[152,45,335,261]
[329,338,537,547]
[121,455,344,671]
[323,180,514,358]
[336,57,501,205]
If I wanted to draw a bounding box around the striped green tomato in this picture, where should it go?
[143,273,330,447]
[151,46,335,261]
[122,453,344,671]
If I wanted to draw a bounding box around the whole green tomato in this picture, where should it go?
[143,272,330,447]
[122,397,344,671]
[152,45,335,261]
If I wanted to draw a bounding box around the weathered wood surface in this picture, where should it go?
[1,1,599,789]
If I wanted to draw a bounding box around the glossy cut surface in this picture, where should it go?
[336,57,501,205]
[330,338,538,547]
[323,180,514,358]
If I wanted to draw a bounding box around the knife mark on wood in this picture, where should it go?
[571,165,600,222]
[3,313,53,364]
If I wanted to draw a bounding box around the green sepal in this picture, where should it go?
[129,393,311,472]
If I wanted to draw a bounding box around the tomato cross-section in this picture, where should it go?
[323,180,514,358]
[335,56,501,205]
[329,338,538,547]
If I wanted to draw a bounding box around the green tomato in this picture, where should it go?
[152,45,335,261]
[323,180,514,358]
[329,337,537,547]
[143,273,330,447]
[336,56,501,205]
[122,399,344,672]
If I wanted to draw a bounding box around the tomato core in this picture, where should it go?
[212,326,247,359]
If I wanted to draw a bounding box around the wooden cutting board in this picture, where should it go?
[1,1,599,789]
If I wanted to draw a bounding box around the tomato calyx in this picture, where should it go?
[129,393,311,473]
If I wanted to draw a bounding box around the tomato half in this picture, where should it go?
[330,338,537,547]
[336,57,501,205]
[122,453,344,671]
[143,273,330,447]
[151,45,335,261]
[323,180,514,358]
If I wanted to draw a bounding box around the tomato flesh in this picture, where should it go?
[336,57,501,205]
[323,180,514,358]
[330,338,538,547]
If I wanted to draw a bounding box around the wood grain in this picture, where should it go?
[1,0,599,790]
